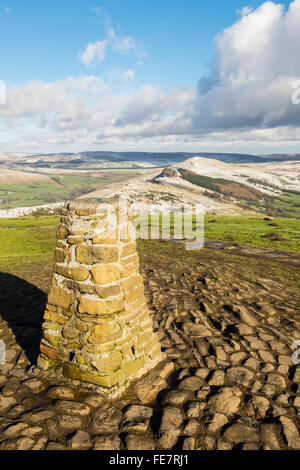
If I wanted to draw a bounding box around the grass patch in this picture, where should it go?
[0,216,58,271]
[256,192,300,219]
[0,216,299,302]
[134,214,300,253]
[0,213,299,283]
[0,175,115,209]
[178,168,270,201]
[204,215,300,253]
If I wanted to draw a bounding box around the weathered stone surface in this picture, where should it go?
[91,405,122,434]
[47,442,67,451]
[76,245,118,264]
[91,264,120,284]
[158,406,184,449]
[178,376,204,391]
[48,286,72,309]
[205,412,228,433]
[23,379,47,393]
[121,405,153,433]
[63,362,124,388]
[78,297,124,316]
[159,406,184,434]
[266,374,286,393]
[226,367,254,387]
[186,401,205,419]
[57,414,86,432]
[183,418,200,436]
[261,424,281,450]
[134,362,174,404]
[232,306,258,327]
[252,396,270,419]
[92,351,123,375]
[55,400,91,416]
[57,225,68,240]
[161,389,191,406]
[4,422,28,437]
[280,417,300,449]
[44,311,68,325]
[93,435,122,450]
[39,344,60,361]
[208,370,225,386]
[30,410,56,423]
[46,385,77,400]
[37,355,58,371]
[223,423,259,444]
[16,437,34,450]
[71,430,92,450]
[55,265,90,282]
[208,388,241,415]
[182,437,195,450]
[126,435,156,450]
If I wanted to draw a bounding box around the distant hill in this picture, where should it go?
[3,151,300,169]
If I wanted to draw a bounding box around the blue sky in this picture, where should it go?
[0,0,300,154]
[0,0,291,87]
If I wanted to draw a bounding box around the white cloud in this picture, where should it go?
[121,69,135,82]
[3,1,300,153]
[194,0,300,130]
[79,17,146,66]
[0,76,108,119]
[107,26,146,58]
[4,7,10,14]
[79,40,107,66]
[236,6,253,17]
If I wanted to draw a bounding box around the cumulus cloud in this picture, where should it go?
[79,18,146,66]
[79,40,107,66]
[120,69,135,82]
[194,0,300,130]
[0,76,108,119]
[3,1,300,153]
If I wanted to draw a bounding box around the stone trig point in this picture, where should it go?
[38,198,165,396]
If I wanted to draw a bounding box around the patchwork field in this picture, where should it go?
[0,174,123,210]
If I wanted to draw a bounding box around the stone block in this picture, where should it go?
[48,286,73,309]
[57,225,68,240]
[40,344,60,361]
[44,311,68,325]
[78,297,124,316]
[55,265,90,282]
[91,265,120,284]
[76,245,118,264]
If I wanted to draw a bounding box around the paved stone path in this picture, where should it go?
[0,246,300,450]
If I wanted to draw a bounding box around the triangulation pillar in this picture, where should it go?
[37,198,164,396]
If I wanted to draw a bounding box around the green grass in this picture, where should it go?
[0,216,59,269]
[134,214,300,253]
[0,175,115,209]
[263,192,300,218]
[204,215,300,253]
[248,192,300,219]
[0,215,299,299]
[0,214,299,279]
[178,168,235,192]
